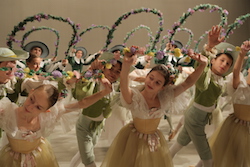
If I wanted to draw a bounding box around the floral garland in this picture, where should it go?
[225,13,250,39]
[78,25,111,51]
[168,4,228,42]
[104,7,164,51]
[193,12,250,52]
[6,13,80,57]
[19,26,60,57]
[82,69,104,82]
[123,25,154,50]
[14,68,71,80]
[123,45,146,56]
[168,3,229,54]
[161,27,194,50]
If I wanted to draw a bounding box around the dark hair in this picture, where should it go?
[148,64,170,86]
[215,52,234,66]
[34,84,59,108]
[26,55,40,63]
[111,49,121,53]
[30,46,43,53]
[76,50,83,54]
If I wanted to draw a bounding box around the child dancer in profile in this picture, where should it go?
[100,47,207,167]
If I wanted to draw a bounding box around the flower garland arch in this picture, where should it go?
[19,26,60,57]
[104,7,164,51]
[77,24,111,51]
[123,24,154,50]
[225,13,250,40]
[6,13,80,57]
[168,4,228,52]
[161,27,194,50]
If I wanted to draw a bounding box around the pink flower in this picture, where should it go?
[223,9,229,15]
[35,15,41,22]
[76,23,81,29]
[188,8,195,14]
[73,70,81,79]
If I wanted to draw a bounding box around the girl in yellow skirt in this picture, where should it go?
[209,40,250,167]
[100,47,208,167]
[0,79,112,167]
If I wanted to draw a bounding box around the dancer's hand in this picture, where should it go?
[240,40,250,56]
[207,25,225,51]
[100,77,112,94]
[187,49,208,66]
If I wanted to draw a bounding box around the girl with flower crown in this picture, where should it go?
[100,45,207,167]
[169,25,239,167]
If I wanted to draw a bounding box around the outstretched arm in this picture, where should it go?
[174,50,208,97]
[64,78,112,113]
[233,40,250,89]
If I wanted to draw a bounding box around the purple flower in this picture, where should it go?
[110,59,117,65]
[14,72,24,78]
[237,20,243,25]
[156,54,164,60]
[84,70,93,78]
[130,47,136,54]
[52,70,62,78]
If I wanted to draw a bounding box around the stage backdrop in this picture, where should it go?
[0,0,249,60]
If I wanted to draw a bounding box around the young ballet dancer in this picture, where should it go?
[0,73,113,167]
[0,84,60,167]
[208,40,250,167]
[100,47,207,167]
[169,25,239,167]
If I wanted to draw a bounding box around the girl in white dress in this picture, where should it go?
[100,48,208,167]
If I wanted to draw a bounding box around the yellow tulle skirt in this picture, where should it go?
[0,137,59,167]
[100,124,173,167]
[210,111,250,167]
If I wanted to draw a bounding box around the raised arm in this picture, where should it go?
[233,41,250,89]
[174,50,208,97]
[205,25,225,52]
[120,53,137,104]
